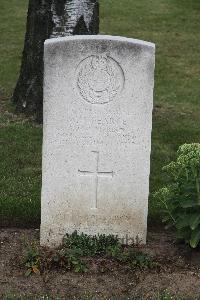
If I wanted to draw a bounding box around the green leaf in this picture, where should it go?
[189,214,200,230]
[25,268,32,277]
[180,199,199,208]
[175,217,189,230]
[190,228,200,248]
[196,178,200,193]
[162,215,171,223]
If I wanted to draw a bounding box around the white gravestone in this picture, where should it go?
[40,35,155,247]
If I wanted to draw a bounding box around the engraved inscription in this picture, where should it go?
[78,151,113,209]
[76,55,125,104]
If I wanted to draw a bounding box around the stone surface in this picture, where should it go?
[40,35,155,247]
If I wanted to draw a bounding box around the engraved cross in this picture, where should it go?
[78,151,113,209]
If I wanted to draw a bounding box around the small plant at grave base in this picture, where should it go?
[154,143,200,248]
[23,239,40,277]
[107,246,156,269]
[52,247,88,273]
[63,230,119,256]
[22,232,156,275]
[63,231,156,270]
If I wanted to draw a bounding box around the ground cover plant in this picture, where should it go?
[0,0,200,225]
[154,143,200,248]
[23,231,156,276]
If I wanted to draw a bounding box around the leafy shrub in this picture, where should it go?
[154,143,200,248]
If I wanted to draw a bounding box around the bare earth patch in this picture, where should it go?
[1,228,200,299]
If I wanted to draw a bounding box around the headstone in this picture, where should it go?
[40,35,155,247]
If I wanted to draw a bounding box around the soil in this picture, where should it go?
[1,228,200,300]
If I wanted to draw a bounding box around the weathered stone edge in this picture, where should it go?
[44,34,155,49]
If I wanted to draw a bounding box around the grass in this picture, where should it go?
[0,0,200,225]
[0,0,28,93]
[2,291,182,300]
[0,117,42,226]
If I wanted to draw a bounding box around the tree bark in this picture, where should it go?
[12,0,99,122]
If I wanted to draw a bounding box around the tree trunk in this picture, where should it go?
[12,0,99,122]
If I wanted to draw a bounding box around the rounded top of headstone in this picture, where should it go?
[45,35,155,49]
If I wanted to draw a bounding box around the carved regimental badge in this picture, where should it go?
[76,55,125,104]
